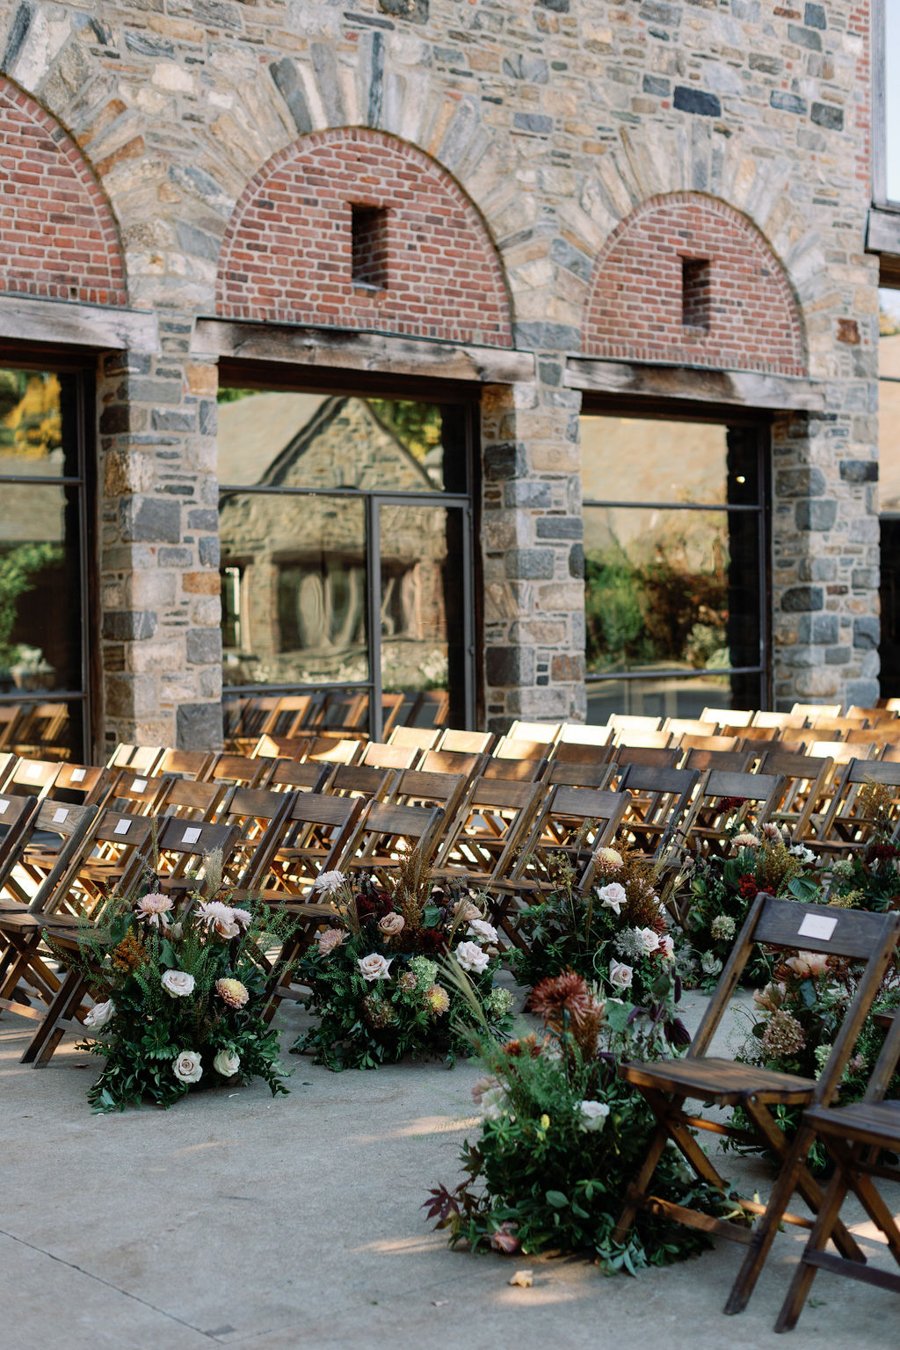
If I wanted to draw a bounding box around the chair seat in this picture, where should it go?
[804,1099,900,1150]
[621,1055,817,1106]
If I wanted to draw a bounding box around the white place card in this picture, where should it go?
[70,768,87,783]
[182,826,202,845]
[114,819,132,836]
[27,763,41,778]
[0,800,8,815]
[131,777,148,793]
[798,914,838,942]
[52,808,69,824]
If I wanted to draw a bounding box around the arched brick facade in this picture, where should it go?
[0,78,126,307]
[216,128,513,348]
[584,193,806,376]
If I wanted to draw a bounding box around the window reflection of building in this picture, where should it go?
[217,390,469,733]
[879,289,900,693]
[580,415,767,721]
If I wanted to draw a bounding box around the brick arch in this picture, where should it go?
[216,128,513,347]
[584,193,806,376]
[0,77,126,307]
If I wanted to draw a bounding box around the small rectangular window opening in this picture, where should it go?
[681,257,711,332]
[351,205,388,290]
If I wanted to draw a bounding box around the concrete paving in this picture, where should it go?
[1,991,896,1350]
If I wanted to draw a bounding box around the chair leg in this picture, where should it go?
[612,1122,670,1244]
[774,1167,851,1333]
[21,968,87,1066]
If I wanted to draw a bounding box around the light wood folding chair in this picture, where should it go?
[305,736,364,766]
[157,747,218,780]
[0,705,24,749]
[807,715,867,737]
[678,768,785,853]
[431,776,545,888]
[250,733,315,761]
[267,694,319,738]
[751,710,807,730]
[704,706,752,726]
[387,725,442,751]
[208,752,269,789]
[791,702,842,719]
[4,757,62,800]
[105,766,173,817]
[359,741,421,771]
[614,895,900,1315]
[556,722,614,749]
[774,1012,900,1330]
[507,720,562,745]
[14,703,71,759]
[436,728,496,754]
[607,713,663,734]
[663,718,721,738]
[613,729,673,749]
[679,733,742,754]
[105,743,163,774]
[159,776,226,822]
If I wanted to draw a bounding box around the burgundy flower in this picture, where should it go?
[737,874,758,900]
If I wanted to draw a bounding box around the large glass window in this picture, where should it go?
[877,1,900,205]
[879,289,900,692]
[580,414,768,721]
[0,366,90,758]
[218,389,474,737]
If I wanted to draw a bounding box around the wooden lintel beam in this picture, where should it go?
[192,319,535,384]
[0,294,159,353]
[564,356,825,412]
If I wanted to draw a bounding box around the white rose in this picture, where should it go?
[609,959,633,990]
[357,952,392,982]
[635,926,660,955]
[578,1099,610,1132]
[658,934,675,961]
[83,998,114,1030]
[480,1085,508,1121]
[162,969,196,998]
[314,869,346,895]
[173,1050,203,1084]
[789,845,815,864]
[598,882,627,915]
[454,941,490,974]
[213,1049,241,1078]
[467,918,499,943]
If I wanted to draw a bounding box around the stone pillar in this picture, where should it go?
[97,318,223,752]
[480,364,586,731]
[772,409,880,709]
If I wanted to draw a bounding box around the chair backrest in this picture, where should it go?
[105,743,163,773]
[359,741,420,771]
[691,895,900,1109]
[52,762,113,806]
[345,800,444,872]
[510,785,629,890]
[25,798,101,914]
[542,759,614,789]
[750,710,807,730]
[808,739,876,763]
[757,750,834,840]
[662,718,721,738]
[556,722,613,748]
[263,758,331,794]
[432,776,545,877]
[607,713,662,732]
[679,768,784,850]
[7,757,61,799]
[492,735,549,762]
[613,745,680,770]
[436,728,495,754]
[126,816,240,894]
[807,715,867,735]
[551,739,616,768]
[157,748,217,780]
[0,790,39,887]
[305,736,363,765]
[480,753,546,781]
[389,769,467,816]
[208,753,268,788]
[387,725,442,751]
[613,729,673,748]
[616,763,700,859]
[37,807,156,920]
[791,702,842,719]
[160,777,225,821]
[679,734,741,753]
[107,766,172,815]
[703,706,752,726]
[419,748,486,781]
[507,719,562,745]
[325,763,395,801]
[681,747,755,774]
[238,791,363,895]
[217,786,296,888]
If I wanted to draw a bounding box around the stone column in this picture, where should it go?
[480,363,586,731]
[772,408,880,709]
[97,318,223,752]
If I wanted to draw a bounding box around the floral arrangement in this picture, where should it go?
[675,821,819,987]
[292,851,515,1070]
[71,885,290,1112]
[824,782,900,913]
[730,945,900,1172]
[508,847,680,1021]
[425,970,729,1273]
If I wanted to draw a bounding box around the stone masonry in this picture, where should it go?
[0,0,885,746]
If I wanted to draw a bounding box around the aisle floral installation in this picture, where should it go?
[292,852,515,1070]
[674,821,819,987]
[425,970,731,1273]
[507,847,681,1026]
[823,781,900,912]
[70,883,291,1112]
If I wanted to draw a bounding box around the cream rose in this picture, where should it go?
[635,926,660,955]
[213,1049,240,1078]
[161,969,196,998]
[597,882,627,915]
[357,953,392,982]
[454,940,490,974]
[173,1050,203,1084]
[83,998,114,1030]
[658,934,675,960]
[467,918,499,944]
[609,959,633,990]
[786,950,830,979]
[378,913,406,938]
[578,1099,611,1132]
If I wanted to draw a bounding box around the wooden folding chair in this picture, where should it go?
[214,785,297,889]
[775,1012,900,1330]
[359,741,421,771]
[207,752,269,789]
[261,757,331,795]
[663,718,721,738]
[751,710,807,731]
[343,799,445,873]
[681,747,756,774]
[323,763,395,803]
[499,785,629,898]
[431,777,545,887]
[52,762,114,808]
[0,705,24,750]
[419,748,487,784]
[4,756,61,800]
[305,736,363,766]
[791,702,842,719]
[507,719,562,745]
[157,747,218,780]
[755,750,835,842]
[105,743,163,774]
[607,713,663,734]
[678,769,785,853]
[614,895,900,1314]
[614,729,673,749]
[808,739,878,763]
[0,751,17,789]
[703,706,752,727]
[555,722,614,750]
[613,744,680,771]
[243,791,364,901]
[0,791,40,894]
[549,739,616,771]
[436,728,495,754]
[407,689,450,729]
[542,759,615,789]
[814,758,900,854]
[387,768,468,820]
[0,797,99,910]
[616,763,700,862]
[387,725,442,751]
[679,734,742,754]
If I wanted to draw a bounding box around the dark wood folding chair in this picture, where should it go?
[343,800,445,873]
[613,744,680,771]
[775,1012,900,1330]
[677,768,785,854]
[756,750,834,842]
[681,747,756,774]
[431,776,545,887]
[814,758,900,854]
[261,757,331,795]
[615,762,700,862]
[157,747,218,780]
[613,895,900,1315]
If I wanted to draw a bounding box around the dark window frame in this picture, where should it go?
[217,372,480,737]
[579,398,772,715]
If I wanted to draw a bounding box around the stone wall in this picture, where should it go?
[0,0,884,743]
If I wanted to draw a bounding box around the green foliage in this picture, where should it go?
[292,864,513,1071]
[368,399,442,465]
[0,541,63,666]
[69,889,293,1112]
[425,973,735,1272]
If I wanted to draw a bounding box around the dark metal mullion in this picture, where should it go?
[220,482,469,504]
[0,690,87,703]
[582,498,762,513]
[461,503,475,729]
[74,370,91,759]
[367,496,383,741]
[586,666,764,683]
[758,423,773,708]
